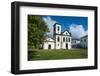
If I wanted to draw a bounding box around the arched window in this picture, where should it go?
[63,37,65,42]
[57,37,60,42]
[69,38,70,42]
[57,26,59,31]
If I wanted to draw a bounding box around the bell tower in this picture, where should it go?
[53,23,61,35]
[53,23,61,49]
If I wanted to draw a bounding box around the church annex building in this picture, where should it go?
[43,23,72,50]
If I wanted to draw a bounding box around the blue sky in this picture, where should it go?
[43,15,88,39]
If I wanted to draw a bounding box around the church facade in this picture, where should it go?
[43,23,72,49]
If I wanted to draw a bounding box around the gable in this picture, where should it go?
[44,38,54,42]
[62,31,70,36]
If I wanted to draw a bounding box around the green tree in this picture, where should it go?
[28,15,49,49]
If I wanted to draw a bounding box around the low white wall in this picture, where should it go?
[43,42,55,49]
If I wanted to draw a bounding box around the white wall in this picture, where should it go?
[0,0,100,76]
[80,37,88,48]
[43,42,55,49]
[80,38,88,48]
[61,36,65,49]
[61,36,71,49]
[68,42,71,49]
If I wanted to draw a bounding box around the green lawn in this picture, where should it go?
[28,48,88,61]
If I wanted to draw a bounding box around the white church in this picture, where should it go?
[43,23,72,50]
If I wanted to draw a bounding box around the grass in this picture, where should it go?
[28,48,88,61]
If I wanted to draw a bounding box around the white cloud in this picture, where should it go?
[69,24,88,39]
[43,16,56,37]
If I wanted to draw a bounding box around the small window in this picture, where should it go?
[54,27,55,31]
[63,37,65,42]
[84,39,86,42]
[75,40,76,43]
[57,37,60,42]
[57,26,59,31]
[69,38,70,42]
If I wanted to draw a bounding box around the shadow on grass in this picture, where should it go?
[28,50,38,61]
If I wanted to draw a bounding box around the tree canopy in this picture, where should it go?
[28,15,49,49]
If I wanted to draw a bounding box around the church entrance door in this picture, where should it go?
[66,43,68,49]
[48,44,51,49]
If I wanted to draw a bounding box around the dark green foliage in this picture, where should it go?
[28,15,49,49]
